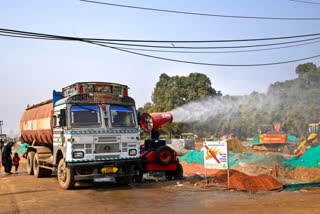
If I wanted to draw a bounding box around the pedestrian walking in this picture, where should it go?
[2,141,15,174]
[13,153,20,174]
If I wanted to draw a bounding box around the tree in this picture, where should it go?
[150,73,220,137]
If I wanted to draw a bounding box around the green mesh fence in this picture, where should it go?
[179,150,204,165]
[180,150,288,168]
[283,146,320,170]
[280,182,320,191]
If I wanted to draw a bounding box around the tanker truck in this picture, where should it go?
[20,82,141,189]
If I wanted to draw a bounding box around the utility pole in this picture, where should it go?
[0,120,3,135]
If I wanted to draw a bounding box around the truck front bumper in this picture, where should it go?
[67,159,142,181]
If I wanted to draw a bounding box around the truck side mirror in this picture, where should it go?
[59,109,66,127]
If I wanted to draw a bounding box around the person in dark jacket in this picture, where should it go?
[2,141,15,174]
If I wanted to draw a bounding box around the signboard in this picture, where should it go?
[204,141,228,170]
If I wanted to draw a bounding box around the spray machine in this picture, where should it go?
[139,112,183,180]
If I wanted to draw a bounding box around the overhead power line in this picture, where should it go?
[1,28,320,67]
[2,29,320,54]
[289,0,320,5]
[117,40,320,54]
[92,36,320,49]
[87,41,320,67]
[3,27,320,43]
[80,0,320,21]
[2,29,320,50]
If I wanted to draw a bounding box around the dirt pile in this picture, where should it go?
[278,166,320,182]
[181,161,283,191]
[226,139,243,153]
[180,161,218,176]
[210,169,283,191]
[235,163,273,176]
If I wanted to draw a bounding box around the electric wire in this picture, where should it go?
[3,27,320,43]
[2,28,320,67]
[2,30,320,54]
[79,36,320,49]
[289,0,320,5]
[3,30,320,50]
[117,40,320,54]
[86,40,320,67]
[80,0,320,21]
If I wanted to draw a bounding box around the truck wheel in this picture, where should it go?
[173,163,183,180]
[155,146,174,165]
[33,153,50,178]
[27,152,35,175]
[57,159,75,190]
[115,176,132,185]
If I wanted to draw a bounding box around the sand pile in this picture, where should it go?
[211,169,283,191]
[278,166,320,182]
[181,161,283,191]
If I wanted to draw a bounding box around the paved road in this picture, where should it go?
[1,170,320,214]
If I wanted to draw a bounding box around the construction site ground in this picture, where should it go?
[1,156,320,213]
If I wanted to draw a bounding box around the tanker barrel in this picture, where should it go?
[140,112,173,132]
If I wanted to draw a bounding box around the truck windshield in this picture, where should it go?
[110,106,135,127]
[71,105,101,127]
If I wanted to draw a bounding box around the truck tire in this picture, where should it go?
[155,146,174,165]
[115,176,132,185]
[27,152,35,175]
[57,159,75,190]
[165,163,184,180]
[173,162,183,180]
[33,153,51,178]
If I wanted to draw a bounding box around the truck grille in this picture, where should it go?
[95,155,120,159]
[95,143,120,153]
[98,136,117,142]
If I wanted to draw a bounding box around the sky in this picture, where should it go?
[1,0,320,136]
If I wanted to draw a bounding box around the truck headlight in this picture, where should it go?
[73,151,84,159]
[129,149,137,156]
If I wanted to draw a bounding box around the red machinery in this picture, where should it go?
[139,112,183,180]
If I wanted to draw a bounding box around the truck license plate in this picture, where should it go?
[101,167,118,173]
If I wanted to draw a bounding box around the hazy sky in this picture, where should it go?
[1,0,320,136]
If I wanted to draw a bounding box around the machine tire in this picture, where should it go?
[173,162,183,180]
[33,153,51,178]
[57,159,75,190]
[155,146,174,165]
[27,152,35,175]
[115,176,132,185]
[165,163,183,180]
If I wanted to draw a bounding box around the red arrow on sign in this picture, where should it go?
[204,145,221,164]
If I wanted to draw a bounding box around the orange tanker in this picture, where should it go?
[20,99,53,145]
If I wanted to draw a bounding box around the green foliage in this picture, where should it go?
[139,63,320,139]
[143,73,220,137]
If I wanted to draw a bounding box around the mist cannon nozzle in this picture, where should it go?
[140,112,173,132]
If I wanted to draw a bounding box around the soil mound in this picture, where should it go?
[278,166,320,182]
[210,169,283,191]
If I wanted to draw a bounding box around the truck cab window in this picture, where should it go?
[71,105,101,127]
[110,106,135,127]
